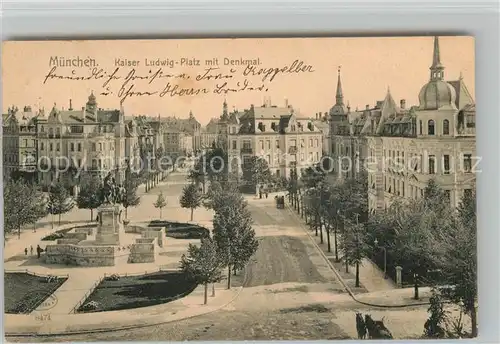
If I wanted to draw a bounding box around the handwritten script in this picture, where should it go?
[42,60,315,104]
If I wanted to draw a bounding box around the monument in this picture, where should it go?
[95,172,125,245]
[43,171,165,267]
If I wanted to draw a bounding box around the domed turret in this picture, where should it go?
[418,37,457,110]
[418,80,457,110]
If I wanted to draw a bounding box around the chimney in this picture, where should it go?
[69,99,73,111]
[400,99,406,109]
[365,104,369,110]
[284,98,289,108]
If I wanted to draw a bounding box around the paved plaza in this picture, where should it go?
[4,172,450,339]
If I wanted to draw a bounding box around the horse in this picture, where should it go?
[355,312,367,339]
[364,314,393,339]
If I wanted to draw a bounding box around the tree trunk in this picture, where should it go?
[90,208,93,222]
[334,226,339,262]
[227,265,232,289]
[18,224,21,239]
[190,208,194,221]
[345,256,349,273]
[160,208,162,219]
[319,219,324,244]
[355,262,360,287]
[211,283,215,297]
[470,304,477,337]
[204,283,208,305]
[326,224,331,252]
[315,217,318,236]
[125,207,128,219]
[58,213,61,225]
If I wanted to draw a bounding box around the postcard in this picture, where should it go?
[2,36,476,341]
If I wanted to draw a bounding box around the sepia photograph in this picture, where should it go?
[2,36,477,341]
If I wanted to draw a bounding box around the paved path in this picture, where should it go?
[284,202,396,293]
[33,274,102,315]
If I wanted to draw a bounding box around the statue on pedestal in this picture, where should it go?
[101,172,126,205]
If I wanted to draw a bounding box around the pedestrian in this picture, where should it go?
[30,245,33,255]
[24,247,28,256]
[36,245,42,258]
[265,191,268,199]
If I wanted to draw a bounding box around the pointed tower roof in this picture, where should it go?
[329,66,348,117]
[430,36,445,81]
[336,66,344,106]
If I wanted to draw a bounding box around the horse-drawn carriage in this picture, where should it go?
[275,195,285,209]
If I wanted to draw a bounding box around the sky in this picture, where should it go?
[2,36,474,125]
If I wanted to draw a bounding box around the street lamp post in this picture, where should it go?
[374,238,387,279]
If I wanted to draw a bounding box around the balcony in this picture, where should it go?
[241,147,253,154]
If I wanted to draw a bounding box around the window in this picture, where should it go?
[276,140,280,149]
[49,143,53,151]
[259,140,264,150]
[315,139,319,147]
[40,142,44,150]
[443,155,450,174]
[92,143,96,151]
[309,139,313,147]
[276,169,280,177]
[300,153,304,161]
[443,119,450,135]
[23,139,28,147]
[266,140,270,149]
[419,120,423,135]
[99,143,102,151]
[428,155,436,174]
[49,128,54,136]
[232,140,237,150]
[464,189,472,198]
[309,152,313,161]
[428,120,435,135]
[40,126,45,133]
[56,128,61,136]
[300,139,305,147]
[78,143,82,151]
[463,154,472,173]
[56,143,60,152]
[70,143,75,152]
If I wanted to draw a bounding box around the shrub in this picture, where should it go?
[44,275,57,283]
[106,274,120,281]
[82,300,100,311]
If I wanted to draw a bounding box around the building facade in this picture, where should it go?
[2,106,39,182]
[329,36,476,212]
[223,98,324,179]
[2,93,147,195]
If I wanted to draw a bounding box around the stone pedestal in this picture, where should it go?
[96,204,124,245]
[395,266,403,288]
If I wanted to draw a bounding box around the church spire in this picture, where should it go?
[221,98,229,120]
[430,36,445,81]
[336,66,344,106]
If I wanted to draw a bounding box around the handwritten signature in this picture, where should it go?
[42,60,314,104]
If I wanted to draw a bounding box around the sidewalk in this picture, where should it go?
[5,283,242,336]
[33,274,102,315]
[286,205,396,293]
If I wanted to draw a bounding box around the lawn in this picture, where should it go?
[77,271,198,313]
[4,272,68,314]
[148,221,209,239]
[41,224,96,241]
